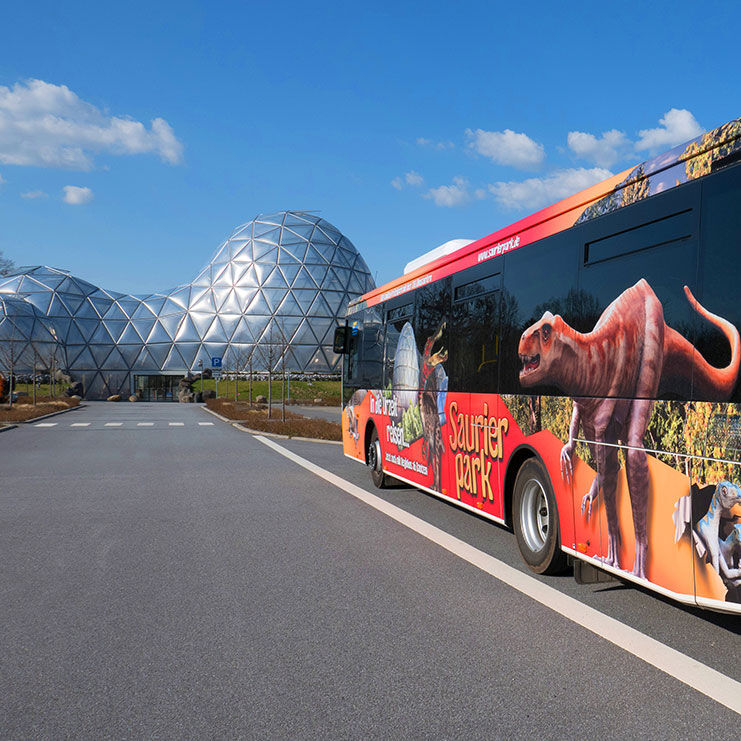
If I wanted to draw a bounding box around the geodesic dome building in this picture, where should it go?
[0,210,375,398]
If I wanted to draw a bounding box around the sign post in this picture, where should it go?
[211,357,222,400]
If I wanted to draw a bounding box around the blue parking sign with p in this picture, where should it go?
[211,356,222,368]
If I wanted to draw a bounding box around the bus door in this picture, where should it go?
[449,269,505,517]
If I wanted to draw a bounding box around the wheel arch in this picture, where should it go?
[363,417,377,465]
[503,443,543,528]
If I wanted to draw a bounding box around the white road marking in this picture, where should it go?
[104,422,123,427]
[137,422,154,427]
[256,434,741,716]
[169,422,184,427]
[70,423,90,427]
[198,422,214,426]
[34,422,57,427]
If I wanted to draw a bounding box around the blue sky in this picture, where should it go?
[0,1,737,295]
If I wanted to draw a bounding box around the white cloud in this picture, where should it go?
[424,176,472,207]
[62,185,93,205]
[21,190,47,199]
[635,109,703,153]
[391,170,425,190]
[0,79,184,170]
[417,137,454,150]
[489,167,612,211]
[567,128,630,168]
[465,128,545,169]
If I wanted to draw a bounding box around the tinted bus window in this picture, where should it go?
[450,269,500,393]
[500,233,580,396]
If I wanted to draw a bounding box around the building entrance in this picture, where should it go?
[133,374,181,402]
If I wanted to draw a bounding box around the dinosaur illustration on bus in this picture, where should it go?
[518,278,740,579]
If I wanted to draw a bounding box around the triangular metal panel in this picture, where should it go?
[322,290,347,315]
[277,246,302,264]
[203,316,226,342]
[261,287,287,313]
[165,344,191,370]
[102,347,128,370]
[119,322,145,344]
[277,292,303,316]
[102,319,127,342]
[103,302,128,321]
[57,292,86,315]
[231,316,257,344]
[217,289,242,314]
[67,345,96,369]
[245,291,271,316]
[304,245,329,265]
[189,287,215,313]
[292,268,318,290]
[117,297,142,318]
[252,240,277,261]
[165,287,190,309]
[175,314,200,342]
[218,314,241,340]
[89,296,113,317]
[89,344,114,366]
[261,267,289,289]
[291,289,318,313]
[132,318,156,340]
[117,344,141,366]
[292,319,320,346]
[137,296,165,316]
[190,311,215,337]
[90,322,115,344]
[145,343,170,368]
[309,293,333,318]
[132,347,158,370]
[157,313,181,339]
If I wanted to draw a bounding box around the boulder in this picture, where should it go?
[313,397,323,404]
[202,389,216,400]
[255,394,267,404]
[107,394,121,402]
[128,395,138,402]
[178,389,195,403]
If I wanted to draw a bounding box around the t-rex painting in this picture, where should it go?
[518,279,740,578]
[419,321,448,492]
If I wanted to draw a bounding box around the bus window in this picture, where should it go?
[450,270,500,393]
[500,233,580,396]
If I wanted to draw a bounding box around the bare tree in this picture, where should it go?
[229,345,253,402]
[0,331,29,410]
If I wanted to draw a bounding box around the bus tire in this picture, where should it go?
[513,458,567,575]
[368,427,388,489]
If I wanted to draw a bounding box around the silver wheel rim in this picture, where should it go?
[369,439,382,472]
[520,477,549,553]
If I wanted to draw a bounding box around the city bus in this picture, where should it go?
[335,117,741,614]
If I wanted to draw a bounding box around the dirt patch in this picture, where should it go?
[0,396,80,423]
[207,398,342,441]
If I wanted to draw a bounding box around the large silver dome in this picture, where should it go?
[0,210,375,398]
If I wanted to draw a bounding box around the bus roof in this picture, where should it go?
[351,117,741,312]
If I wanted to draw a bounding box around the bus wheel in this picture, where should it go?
[368,427,387,489]
[513,459,567,575]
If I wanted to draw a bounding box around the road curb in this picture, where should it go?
[0,423,18,433]
[1,402,87,427]
[231,422,342,445]
[200,404,342,444]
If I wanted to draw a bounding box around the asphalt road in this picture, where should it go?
[1,401,739,738]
